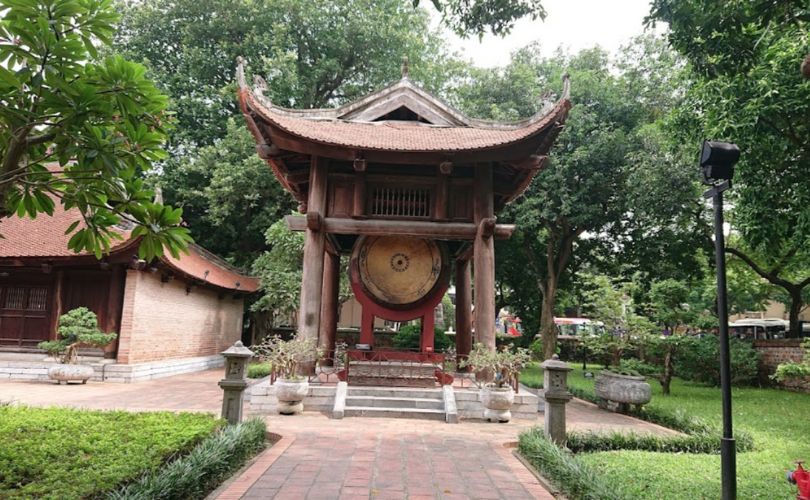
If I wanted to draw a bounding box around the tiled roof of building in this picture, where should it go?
[0,201,257,292]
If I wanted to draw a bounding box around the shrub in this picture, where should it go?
[0,407,218,499]
[247,362,272,379]
[772,339,810,382]
[460,343,531,388]
[253,335,322,380]
[110,418,266,500]
[567,429,740,455]
[37,307,117,363]
[675,335,760,386]
[392,323,452,351]
[518,428,621,500]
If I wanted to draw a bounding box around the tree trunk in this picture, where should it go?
[788,289,803,338]
[660,347,673,395]
[540,278,557,359]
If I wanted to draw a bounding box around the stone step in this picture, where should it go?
[343,406,446,420]
[345,395,444,410]
[347,386,443,399]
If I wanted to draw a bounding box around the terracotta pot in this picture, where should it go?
[275,378,309,415]
[48,364,94,384]
[594,370,651,412]
[480,386,515,422]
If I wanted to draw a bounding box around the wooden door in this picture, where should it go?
[0,274,52,348]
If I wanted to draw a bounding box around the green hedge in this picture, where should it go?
[0,407,219,499]
[518,429,621,500]
[110,418,267,500]
[247,362,272,379]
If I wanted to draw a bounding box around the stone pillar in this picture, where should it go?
[541,354,573,445]
[455,258,472,365]
[218,341,254,425]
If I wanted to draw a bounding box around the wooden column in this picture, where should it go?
[297,157,328,348]
[455,257,472,364]
[435,161,452,220]
[473,163,496,352]
[352,158,366,218]
[318,250,340,363]
[420,311,435,352]
[360,309,374,347]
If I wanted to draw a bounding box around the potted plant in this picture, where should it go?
[255,335,323,414]
[461,343,531,422]
[38,307,117,384]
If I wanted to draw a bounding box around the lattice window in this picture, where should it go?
[27,287,48,311]
[370,186,431,218]
[4,287,25,310]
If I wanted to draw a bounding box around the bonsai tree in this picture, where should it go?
[461,343,531,388]
[38,308,117,364]
[253,335,323,380]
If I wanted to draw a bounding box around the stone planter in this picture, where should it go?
[780,376,810,393]
[594,370,651,413]
[480,385,515,422]
[48,364,94,384]
[274,378,309,414]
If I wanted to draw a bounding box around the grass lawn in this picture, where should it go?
[522,362,810,499]
[0,406,220,499]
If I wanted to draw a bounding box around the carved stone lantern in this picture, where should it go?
[541,354,573,445]
[218,341,254,425]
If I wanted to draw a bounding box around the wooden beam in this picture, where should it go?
[284,215,515,240]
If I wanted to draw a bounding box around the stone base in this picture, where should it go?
[249,380,336,415]
[454,384,538,421]
[0,354,224,383]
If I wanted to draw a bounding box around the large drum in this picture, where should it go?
[351,235,448,310]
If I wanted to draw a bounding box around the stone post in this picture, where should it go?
[541,354,573,445]
[218,341,254,425]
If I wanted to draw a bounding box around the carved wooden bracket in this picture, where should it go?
[477,217,496,240]
[256,143,280,159]
[439,160,453,175]
[306,211,323,231]
[353,158,367,172]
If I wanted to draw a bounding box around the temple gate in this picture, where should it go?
[237,59,570,376]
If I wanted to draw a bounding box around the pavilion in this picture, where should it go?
[237,59,570,369]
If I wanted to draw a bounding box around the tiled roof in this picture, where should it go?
[0,202,257,292]
[243,90,570,153]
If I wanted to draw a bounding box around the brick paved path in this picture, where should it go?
[229,415,553,500]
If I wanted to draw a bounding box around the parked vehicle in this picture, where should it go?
[554,317,605,338]
[729,318,788,340]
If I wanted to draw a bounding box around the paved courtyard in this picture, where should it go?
[0,371,677,499]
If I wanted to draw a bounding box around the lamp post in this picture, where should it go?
[700,140,741,500]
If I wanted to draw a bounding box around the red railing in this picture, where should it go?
[344,349,453,386]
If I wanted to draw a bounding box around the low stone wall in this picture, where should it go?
[0,354,223,383]
[248,380,336,415]
[454,385,538,421]
[752,339,808,392]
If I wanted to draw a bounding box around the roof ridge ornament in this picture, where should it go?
[401,55,409,79]
[561,71,571,99]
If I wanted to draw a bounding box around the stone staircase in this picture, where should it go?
[333,383,457,422]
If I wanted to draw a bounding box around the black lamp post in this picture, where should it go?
[701,139,741,500]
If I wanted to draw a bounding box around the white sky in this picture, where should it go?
[431,0,663,67]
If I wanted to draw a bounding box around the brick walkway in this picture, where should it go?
[0,371,678,499]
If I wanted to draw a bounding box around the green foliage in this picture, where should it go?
[392,323,452,352]
[460,342,531,388]
[518,428,621,500]
[619,358,659,378]
[253,335,322,380]
[110,418,266,500]
[567,429,737,455]
[773,339,810,382]
[418,0,546,37]
[0,0,190,260]
[37,307,117,363]
[564,363,806,499]
[649,0,810,336]
[247,362,273,379]
[674,335,760,386]
[251,218,305,323]
[0,406,218,499]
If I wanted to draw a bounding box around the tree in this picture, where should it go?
[0,0,190,259]
[650,0,810,336]
[418,0,546,37]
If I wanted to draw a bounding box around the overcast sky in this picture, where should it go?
[431,0,663,67]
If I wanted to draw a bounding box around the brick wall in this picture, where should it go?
[753,339,804,373]
[117,270,243,364]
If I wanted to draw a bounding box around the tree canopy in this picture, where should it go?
[0,0,190,259]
